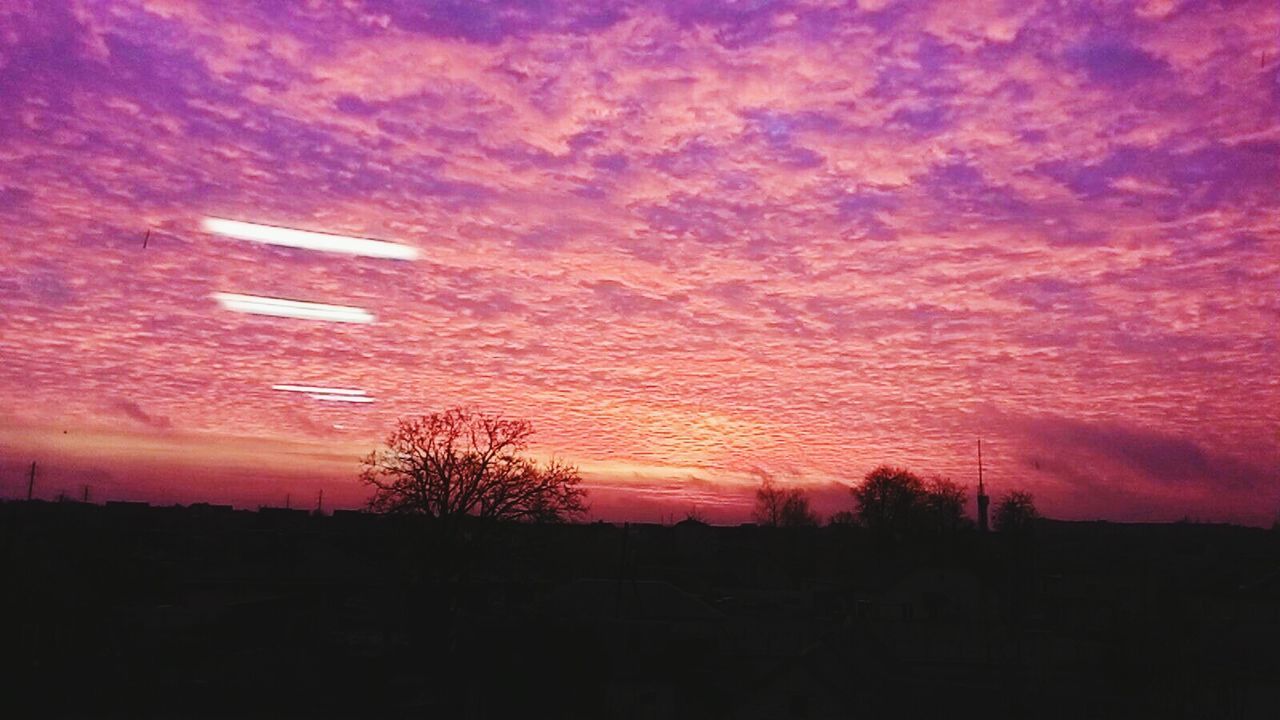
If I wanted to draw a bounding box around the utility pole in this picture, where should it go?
[316,489,324,514]
[27,461,36,501]
[82,485,90,503]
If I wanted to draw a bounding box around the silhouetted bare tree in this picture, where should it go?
[754,476,786,526]
[993,490,1039,533]
[360,407,587,524]
[754,475,819,527]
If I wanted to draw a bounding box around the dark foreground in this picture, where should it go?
[3,500,1278,719]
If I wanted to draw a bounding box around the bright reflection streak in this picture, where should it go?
[308,394,375,403]
[202,217,419,260]
[273,384,367,396]
[212,293,375,323]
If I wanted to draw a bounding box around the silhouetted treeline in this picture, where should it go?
[2,499,1278,719]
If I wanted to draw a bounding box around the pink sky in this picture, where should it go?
[1,0,1277,524]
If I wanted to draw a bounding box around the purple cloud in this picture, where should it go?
[108,399,173,430]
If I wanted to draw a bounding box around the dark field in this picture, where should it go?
[3,500,1278,719]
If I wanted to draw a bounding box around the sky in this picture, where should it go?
[0,0,1277,524]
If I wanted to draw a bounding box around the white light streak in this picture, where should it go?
[202,217,419,260]
[308,394,376,403]
[213,293,374,323]
[273,385,367,396]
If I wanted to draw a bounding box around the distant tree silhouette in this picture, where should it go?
[851,465,924,535]
[754,476,786,526]
[992,490,1039,533]
[850,466,968,535]
[683,507,708,524]
[754,475,819,528]
[920,475,968,533]
[780,491,819,528]
[827,510,857,526]
[359,407,587,523]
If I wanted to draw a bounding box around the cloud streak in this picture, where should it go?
[107,399,173,431]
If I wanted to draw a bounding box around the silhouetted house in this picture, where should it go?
[257,506,309,516]
[256,507,310,526]
[672,515,713,535]
[188,502,234,514]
